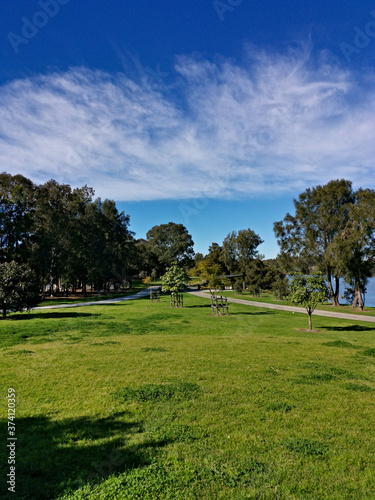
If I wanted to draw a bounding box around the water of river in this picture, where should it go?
[336,277,375,308]
[287,276,375,308]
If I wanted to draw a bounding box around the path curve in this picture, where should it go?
[188,290,375,324]
[33,286,160,310]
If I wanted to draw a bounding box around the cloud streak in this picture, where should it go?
[0,46,374,200]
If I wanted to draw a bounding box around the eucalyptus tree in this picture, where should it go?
[0,172,36,264]
[32,180,90,295]
[274,179,355,306]
[145,222,194,275]
[330,188,375,309]
[222,229,263,290]
[206,242,230,274]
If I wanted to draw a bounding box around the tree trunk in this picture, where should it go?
[49,247,55,297]
[327,268,339,306]
[49,275,54,297]
[308,311,312,331]
[351,286,364,311]
[2,307,7,319]
[333,275,340,306]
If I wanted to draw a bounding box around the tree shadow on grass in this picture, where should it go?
[10,312,100,321]
[320,325,375,333]
[185,304,211,308]
[229,311,275,316]
[0,413,171,500]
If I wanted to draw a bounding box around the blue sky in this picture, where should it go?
[1,1,374,257]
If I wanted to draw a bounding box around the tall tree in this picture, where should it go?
[206,242,230,274]
[274,179,355,306]
[68,197,134,292]
[222,229,263,289]
[32,180,81,295]
[0,172,36,264]
[330,188,375,309]
[145,222,194,275]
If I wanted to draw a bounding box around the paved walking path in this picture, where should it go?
[32,287,375,324]
[33,286,160,310]
[188,290,375,324]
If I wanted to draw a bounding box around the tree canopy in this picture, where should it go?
[0,261,39,318]
[329,188,375,309]
[190,260,229,293]
[222,229,263,289]
[0,172,135,296]
[145,222,194,275]
[273,179,375,308]
[161,261,189,294]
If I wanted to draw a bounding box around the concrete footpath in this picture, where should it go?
[33,286,160,310]
[188,290,375,324]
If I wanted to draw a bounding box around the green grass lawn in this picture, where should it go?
[219,290,375,317]
[1,293,375,499]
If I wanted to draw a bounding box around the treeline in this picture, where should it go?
[0,172,282,303]
[190,232,288,298]
[0,172,196,298]
[1,173,374,314]
[0,173,137,294]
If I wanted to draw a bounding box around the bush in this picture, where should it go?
[234,278,243,294]
[0,261,39,319]
[271,276,289,300]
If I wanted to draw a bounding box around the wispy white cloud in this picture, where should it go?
[0,46,374,200]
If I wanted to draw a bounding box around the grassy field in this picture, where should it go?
[1,293,375,499]
[219,290,375,317]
